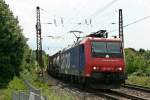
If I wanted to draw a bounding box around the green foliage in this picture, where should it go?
[4,77,27,100]
[0,0,27,87]
[20,65,74,100]
[33,80,74,100]
[0,89,5,100]
[31,50,49,73]
[23,49,37,73]
[125,48,150,76]
[42,51,48,69]
[125,48,137,74]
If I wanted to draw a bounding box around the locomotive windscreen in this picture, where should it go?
[91,41,123,58]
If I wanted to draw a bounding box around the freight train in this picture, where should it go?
[47,30,126,89]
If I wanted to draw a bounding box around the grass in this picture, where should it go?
[28,76,75,100]
[3,77,27,100]
[0,89,5,100]
[126,75,150,88]
[2,72,75,100]
[23,68,75,100]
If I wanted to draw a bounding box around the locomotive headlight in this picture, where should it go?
[93,66,97,70]
[117,67,122,71]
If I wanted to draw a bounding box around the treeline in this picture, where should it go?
[0,0,28,87]
[125,48,150,76]
[0,0,47,87]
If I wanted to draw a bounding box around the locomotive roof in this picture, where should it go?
[50,36,122,56]
[62,37,121,52]
[88,37,121,41]
[80,36,121,44]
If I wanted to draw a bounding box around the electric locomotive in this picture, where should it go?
[48,30,126,89]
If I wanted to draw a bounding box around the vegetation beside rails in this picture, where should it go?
[3,77,27,100]
[22,70,75,100]
[126,75,150,88]
[125,48,150,88]
[0,89,5,100]
[2,69,75,100]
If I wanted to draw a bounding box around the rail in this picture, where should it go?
[109,90,148,100]
[123,84,150,93]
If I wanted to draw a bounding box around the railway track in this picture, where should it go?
[85,89,148,100]
[43,73,150,100]
[108,90,148,100]
[51,81,149,99]
[122,84,150,93]
[60,81,150,100]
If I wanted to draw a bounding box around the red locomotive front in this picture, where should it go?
[82,37,126,88]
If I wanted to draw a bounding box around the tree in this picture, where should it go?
[139,48,145,54]
[125,48,150,76]
[125,48,138,74]
[0,0,27,87]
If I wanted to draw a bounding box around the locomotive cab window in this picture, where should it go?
[92,42,107,53]
[92,41,123,58]
[107,42,121,53]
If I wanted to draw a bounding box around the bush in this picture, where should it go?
[4,77,27,100]
[125,48,150,76]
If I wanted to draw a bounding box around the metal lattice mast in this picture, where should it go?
[119,9,124,47]
[36,6,43,75]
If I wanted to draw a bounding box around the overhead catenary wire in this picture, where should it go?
[40,7,64,27]
[38,0,118,32]
[37,0,119,42]
[72,10,119,33]
[39,7,68,38]
[63,1,91,27]
[109,15,150,33]
[68,0,118,32]
[39,3,87,27]
[74,11,118,33]
[41,0,117,28]
[39,1,150,39]
[90,0,118,19]
[123,16,150,28]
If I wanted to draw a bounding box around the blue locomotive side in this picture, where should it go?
[59,44,85,76]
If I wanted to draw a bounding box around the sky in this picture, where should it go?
[4,0,150,55]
